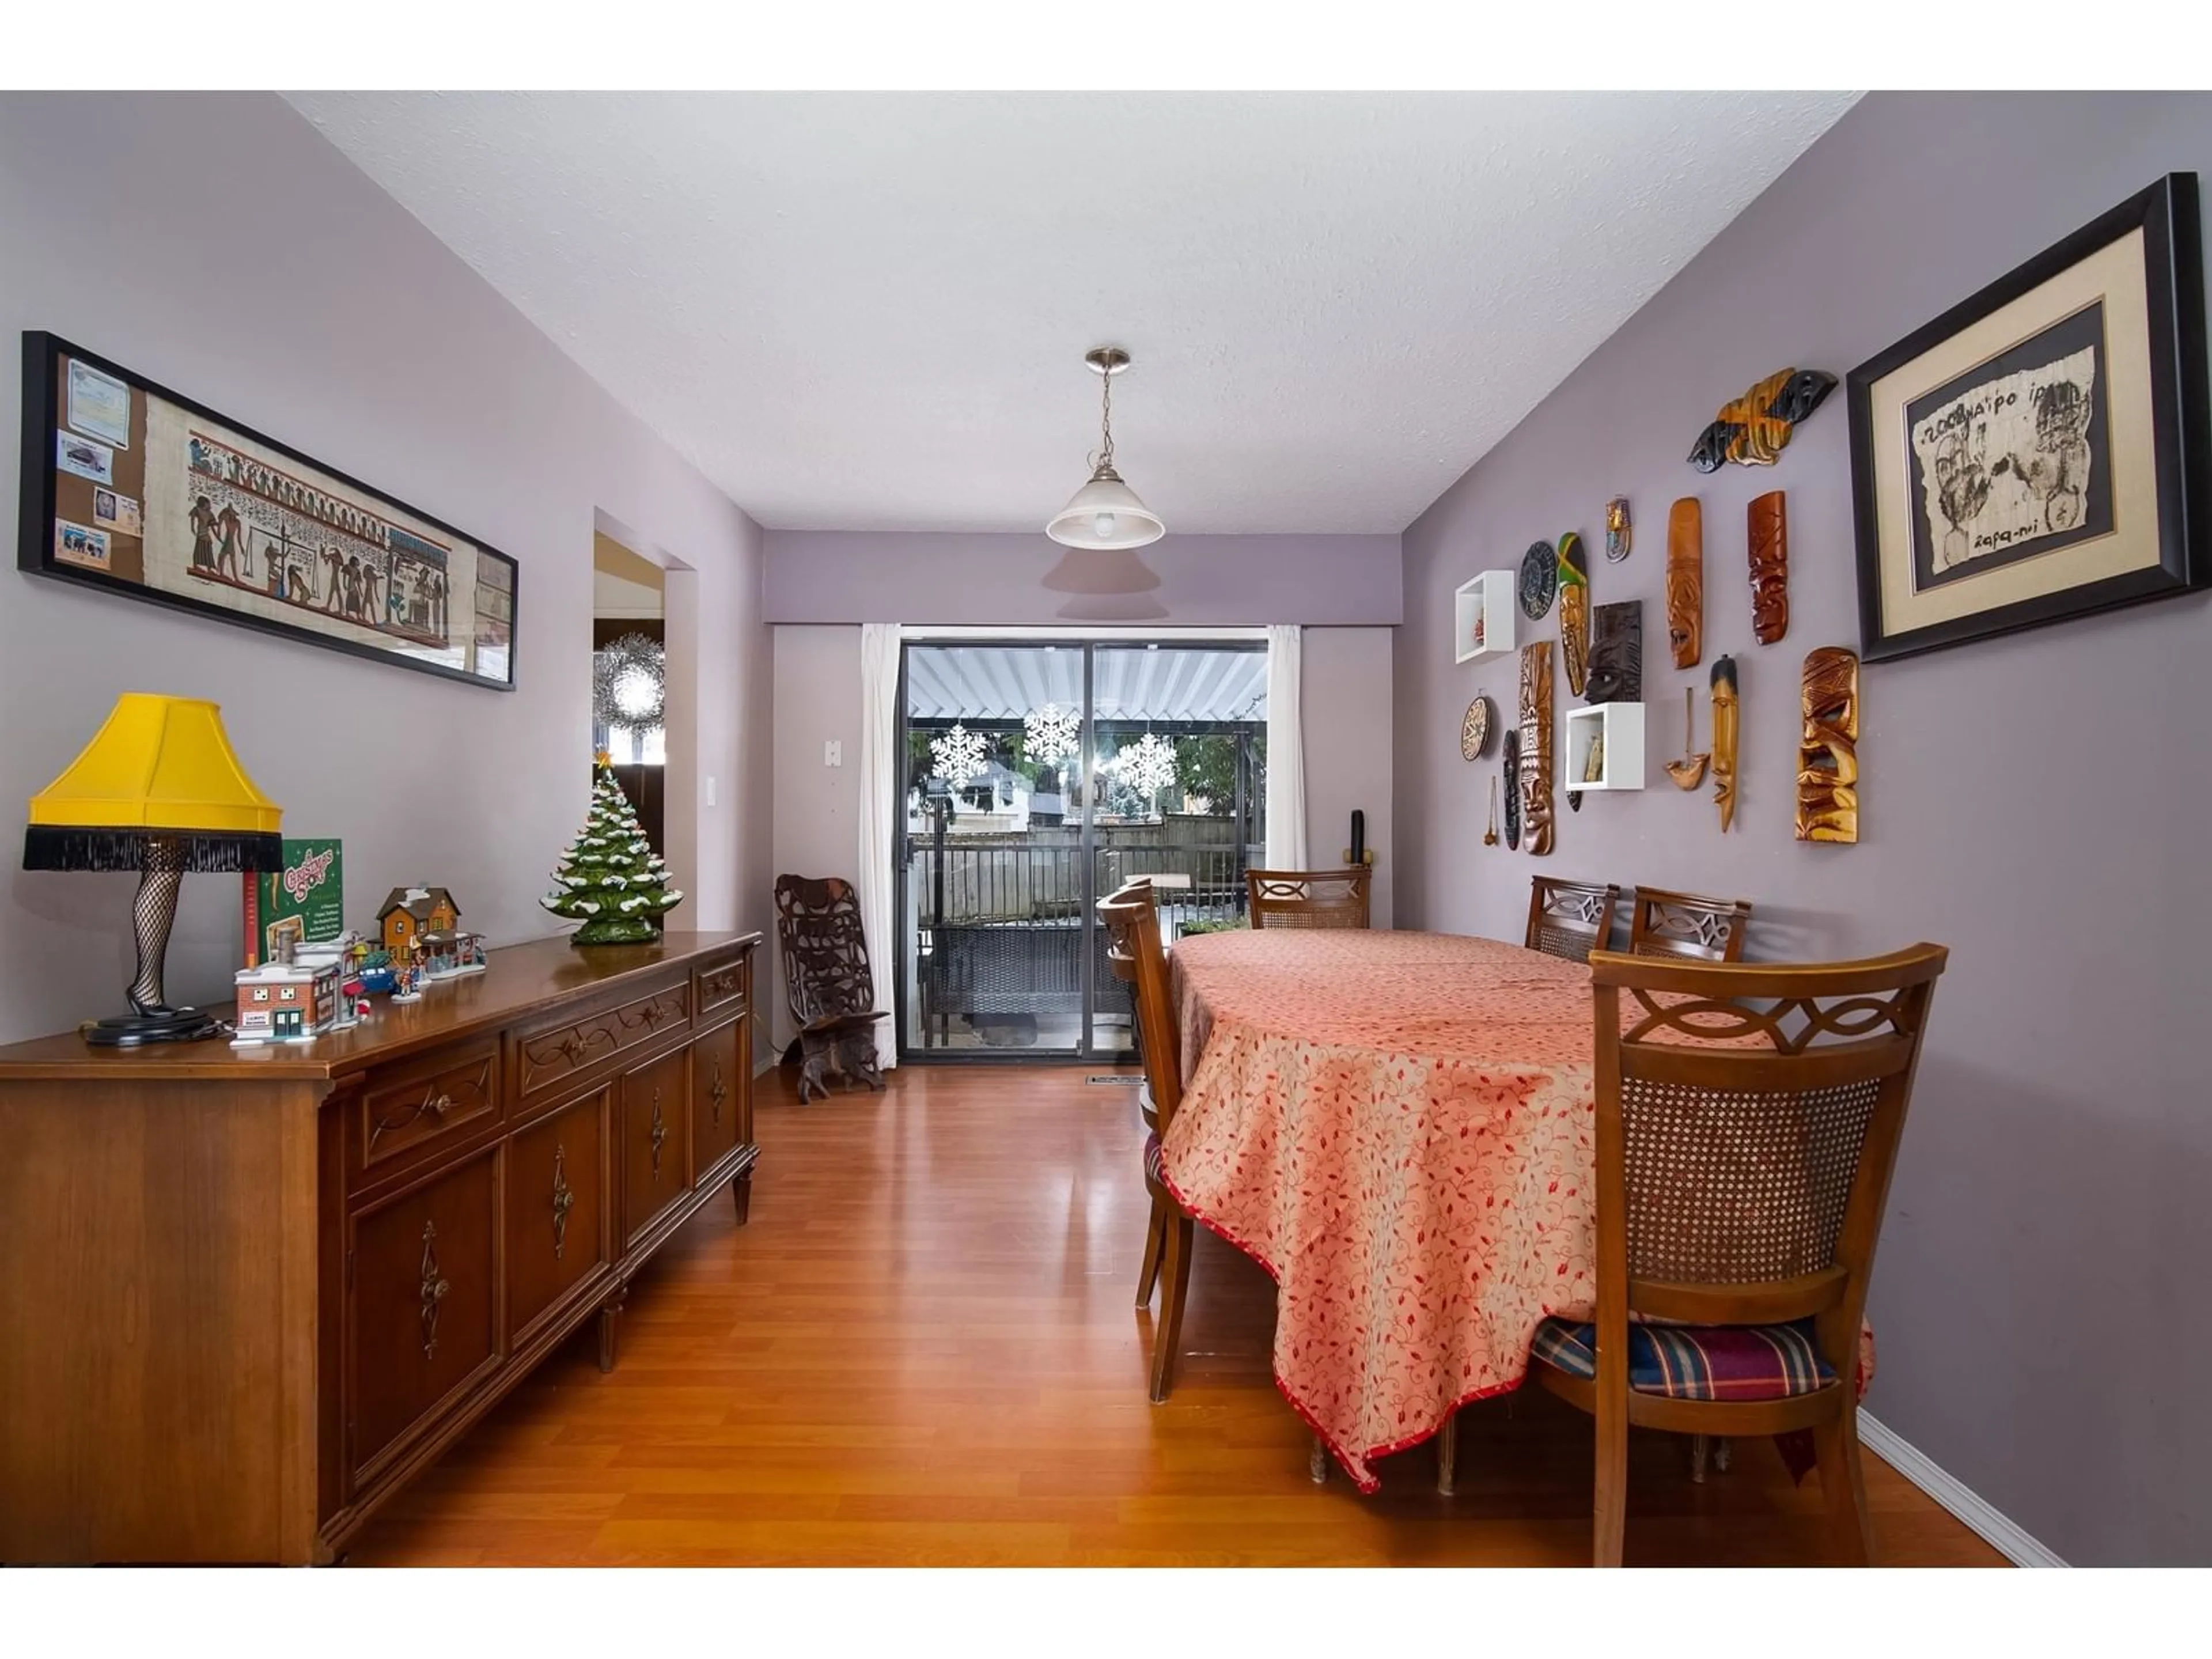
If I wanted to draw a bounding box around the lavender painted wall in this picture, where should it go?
[1395,92,2212,1565]
[0,94,773,1041]
[766,530,1402,626]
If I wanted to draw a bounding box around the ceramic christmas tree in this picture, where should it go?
[541,756,684,946]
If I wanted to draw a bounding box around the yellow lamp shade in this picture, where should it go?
[25,694,282,873]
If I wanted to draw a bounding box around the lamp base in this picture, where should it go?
[81,1007,224,1047]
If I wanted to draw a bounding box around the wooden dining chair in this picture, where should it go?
[1627,885,1753,963]
[1245,868,1372,929]
[1097,878,1196,1403]
[1525,877,1622,963]
[1531,944,1949,1566]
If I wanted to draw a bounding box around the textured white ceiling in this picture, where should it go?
[286,92,1857,535]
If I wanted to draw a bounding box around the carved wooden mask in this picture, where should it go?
[1748,490,1789,646]
[1710,655,1739,834]
[1797,646,1860,844]
[1666,498,1703,670]
[1518,642,1555,857]
[1585,601,1643,704]
[1559,533,1590,699]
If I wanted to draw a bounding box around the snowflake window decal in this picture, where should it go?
[1022,702,1081,765]
[1111,732,1179,798]
[929,723,990,789]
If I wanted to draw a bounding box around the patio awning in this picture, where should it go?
[906,645,1267,723]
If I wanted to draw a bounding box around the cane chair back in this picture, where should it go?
[1245,868,1372,930]
[1627,886,1753,963]
[1098,880,1181,1135]
[1592,945,1946,1340]
[1525,877,1621,964]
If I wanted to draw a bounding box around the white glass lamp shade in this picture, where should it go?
[1045,469,1165,550]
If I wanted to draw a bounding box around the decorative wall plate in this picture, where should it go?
[1518,540,1558,619]
[1460,695,1494,760]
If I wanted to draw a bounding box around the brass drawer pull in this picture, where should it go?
[551,1145,575,1259]
[418,1220,451,1359]
[649,1090,668,1180]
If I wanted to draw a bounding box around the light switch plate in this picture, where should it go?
[824,740,843,767]
[704,775,718,807]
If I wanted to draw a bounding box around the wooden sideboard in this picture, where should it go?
[0,929,760,1565]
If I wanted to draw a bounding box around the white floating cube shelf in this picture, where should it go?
[1454,571,1516,664]
[1565,702,1645,791]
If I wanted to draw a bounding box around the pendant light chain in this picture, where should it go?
[1096,366,1116,476]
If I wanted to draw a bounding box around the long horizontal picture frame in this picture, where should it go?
[18,331,518,690]
[1846,173,2209,663]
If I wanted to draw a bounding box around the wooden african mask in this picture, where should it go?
[1797,646,1860,844]
[1502,729,1521,851]
[1666,498,1703,669]
[1687,368,1837,472]
[1604,497,1632,562]
[1559,533,1590,698]
[1710,655,1740,833]
[1518,642,1555,857]
[1585,601,1642,704]
[1748,490,1789,645]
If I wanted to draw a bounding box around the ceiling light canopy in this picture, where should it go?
[1046,346,1165,550]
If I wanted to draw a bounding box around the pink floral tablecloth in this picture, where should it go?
[1161,928,1866,1492]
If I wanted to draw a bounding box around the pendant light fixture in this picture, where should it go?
[1046,346,1165,550]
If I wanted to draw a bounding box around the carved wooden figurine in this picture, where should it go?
[1605,497,1632,562]
[1797,646,1860,844]
[1666,498,1703,669]
[1518,642,1555,857]
[1484,776,1499,847]
[1687,368,1837,472]
[1665,684,1710,790]
[1710,656,1740,833]
[1748,490,1789,645]
[1502,729,1521,851]
[1559,532,1590,698]
[1585,601,1642,704]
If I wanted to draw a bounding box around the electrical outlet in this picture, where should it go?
[824,740,843,768]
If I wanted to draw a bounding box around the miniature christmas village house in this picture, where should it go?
[232,952,341,1046]
[378,886,460,960]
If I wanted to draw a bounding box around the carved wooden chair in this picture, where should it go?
[1525,877,1622,963]
[772,874,889,1103]
[1627,886,1753,963]
[1245,868,1372,930]
[1532,944,1949,1565]
[1098,878,1196,1403]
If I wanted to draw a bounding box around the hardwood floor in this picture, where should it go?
[347,1063,2003,1566]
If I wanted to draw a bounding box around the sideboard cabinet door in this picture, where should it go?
[506,1088,611,1345]
[346,1145,503,1483]
[691,1015,748,1179]
[620,1047,692,1247]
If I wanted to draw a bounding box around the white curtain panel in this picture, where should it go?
[1263,624,1308,870]
[856,622,902,1070]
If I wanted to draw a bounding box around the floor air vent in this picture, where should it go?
[1087,1074,1144,1086]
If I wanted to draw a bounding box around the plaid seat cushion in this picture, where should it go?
[1143,1130,1166,1187]
[1531,1316,1836,1401]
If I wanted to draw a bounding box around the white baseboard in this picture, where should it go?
[1857,1409,2067,1567]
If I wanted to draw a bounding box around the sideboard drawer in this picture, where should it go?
[619,1047,692,1246]
[346,1145,503,1484]
[516,983,692,1102]
[356,1039,501,1181]
[507,1088,610,1344]
[696,953,748,1018]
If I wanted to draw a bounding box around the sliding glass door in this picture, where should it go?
[897,639,1266,1060]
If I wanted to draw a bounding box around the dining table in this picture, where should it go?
[1159,926,1869,1493]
